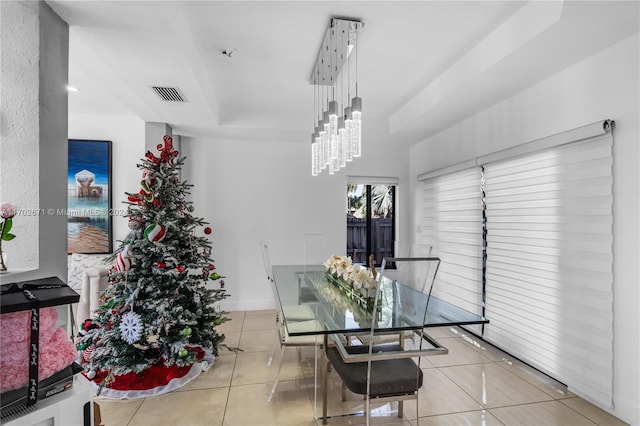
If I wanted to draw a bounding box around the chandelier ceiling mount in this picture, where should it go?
[310,17,364,176]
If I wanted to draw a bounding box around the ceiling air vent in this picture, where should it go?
[151,86,186,102]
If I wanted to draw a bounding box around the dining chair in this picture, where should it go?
[259,241,322,401]
[323,257,442,425]
[353,245,432,346]
[259,241,316,322]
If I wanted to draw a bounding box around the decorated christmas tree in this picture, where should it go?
[79,136,234,396]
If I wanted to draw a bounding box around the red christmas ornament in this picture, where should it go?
[81,319,98,332]
[204,227,212,235]
[115,248,132,272]
[145,224,167,242]
[176,265,185,273]
[209,264,215,270]
[157,262,167,269]
[82,346,95,363]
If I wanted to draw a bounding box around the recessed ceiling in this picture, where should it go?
[46,1,639,147]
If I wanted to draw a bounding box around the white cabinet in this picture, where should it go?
[3,375,93,426]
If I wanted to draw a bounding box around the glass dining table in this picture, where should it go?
[271,264,489,422]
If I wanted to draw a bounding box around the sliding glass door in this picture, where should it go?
[346,184,395,267]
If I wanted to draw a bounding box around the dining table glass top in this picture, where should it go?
[272,264,488,336]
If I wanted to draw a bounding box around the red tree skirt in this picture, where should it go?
[86,348,213,399]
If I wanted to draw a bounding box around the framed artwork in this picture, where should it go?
[67,139,113,254]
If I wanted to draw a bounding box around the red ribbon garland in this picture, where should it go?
[145,150,161,164]
[157,135,179,165]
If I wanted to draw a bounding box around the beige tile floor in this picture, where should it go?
[95,310,627,426]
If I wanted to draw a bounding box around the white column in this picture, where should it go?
[145,122,172,153]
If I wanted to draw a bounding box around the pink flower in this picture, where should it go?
[0,308,77,392]
[0,202,15,219]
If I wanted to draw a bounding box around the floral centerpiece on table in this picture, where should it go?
[323,254,379,311]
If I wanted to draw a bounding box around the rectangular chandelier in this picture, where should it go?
[310,17,364,176]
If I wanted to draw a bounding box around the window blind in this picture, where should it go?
[421,167,484,329]
[483,133,614,409]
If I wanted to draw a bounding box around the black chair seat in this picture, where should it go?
[326,344,423,397]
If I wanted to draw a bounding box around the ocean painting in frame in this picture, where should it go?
[68,139,113,254]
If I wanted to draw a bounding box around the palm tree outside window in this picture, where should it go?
[346,184,395,266]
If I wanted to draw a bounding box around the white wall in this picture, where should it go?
[409,34,639,424]
[68,113,145,244]
[182,137,408,312]
[66,114,411,312]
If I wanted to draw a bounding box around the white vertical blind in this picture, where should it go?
[483,134,614,408]
[421,167,484,324]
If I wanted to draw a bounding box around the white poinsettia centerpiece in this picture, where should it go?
[323,255,377,298]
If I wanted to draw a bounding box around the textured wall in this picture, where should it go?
[0,1,41,270]
[0,1,69,281]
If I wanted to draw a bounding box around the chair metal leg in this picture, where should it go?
[322,334,330,424]
[365,396,371,426]
[398,400,403,418]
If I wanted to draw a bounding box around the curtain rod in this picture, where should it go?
[417,119,614,182]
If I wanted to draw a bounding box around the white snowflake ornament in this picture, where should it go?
[119,311,143,344]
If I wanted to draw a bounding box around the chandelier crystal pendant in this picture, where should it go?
[328,100,339,160]
[311,79,320,176]
[344,105,354,162]
[311,132,319,176]
[351,96,362,157]
[338,116,347,168]
[309,17,363,176]
[322,110,331,167]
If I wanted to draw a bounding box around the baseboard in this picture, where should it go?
[604,395,639,425]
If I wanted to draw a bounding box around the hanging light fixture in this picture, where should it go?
[341,23,353,164]
[311,74,319,176]
[351,24,362,158]
[309,17,363,176]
